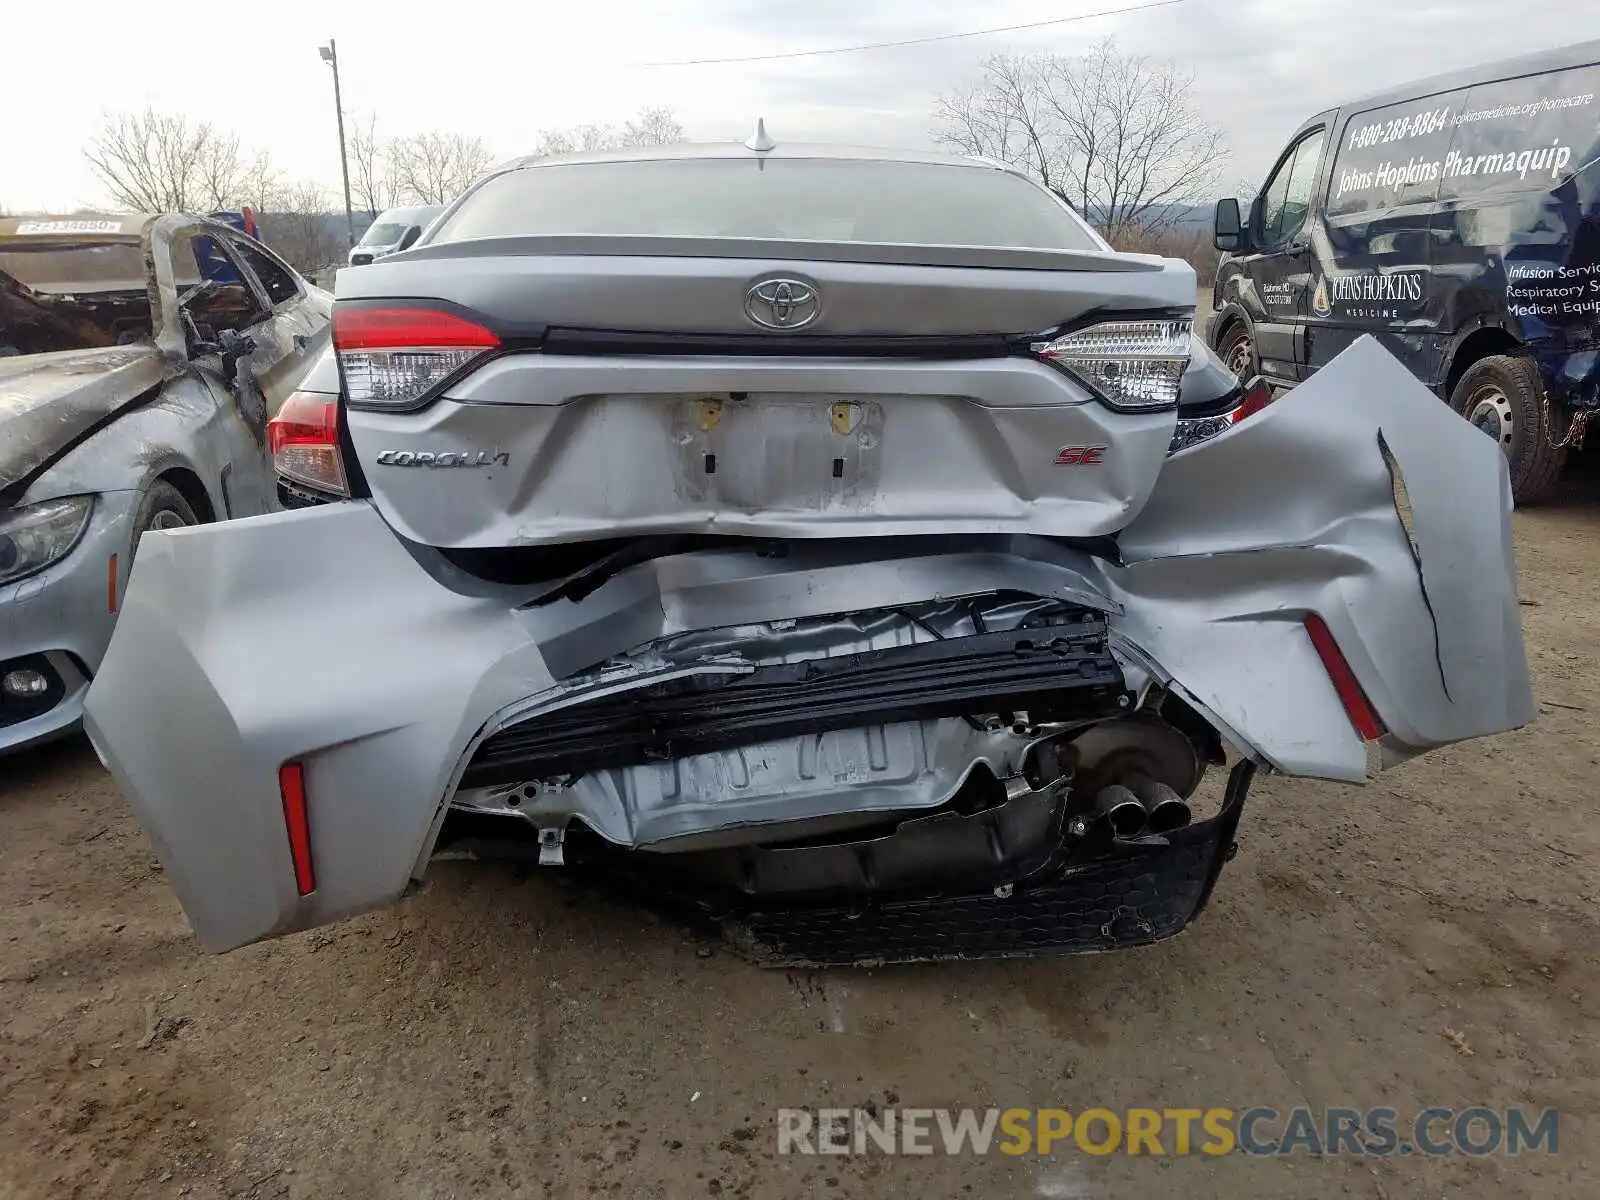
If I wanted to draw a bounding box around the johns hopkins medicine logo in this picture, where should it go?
[1312,271,1426,320]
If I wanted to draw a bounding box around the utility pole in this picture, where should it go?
[319,39,356,249]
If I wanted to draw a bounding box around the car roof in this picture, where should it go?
[493,140,1007,175]
[0,213,157,243]
[1341,37,1600,115]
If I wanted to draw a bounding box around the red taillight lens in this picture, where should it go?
[333,305,499,410]
[1232,377,1275,422]
[267,390,348,497]
[1304,613,1386,742]
[278,762,316,896]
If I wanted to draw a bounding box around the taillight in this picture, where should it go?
[1031,319,1192,412]
[1304,613,1386,742]
[333,305,499,411]
[1167,376,1277,455]
[267,390,348,497]
[1232,376,1274,421]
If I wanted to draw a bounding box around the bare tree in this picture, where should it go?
[236,152,287,216]
[528,106,685,158]
[256,180,342,274]
[935,40,1226,239]
[388,131,492,205]
[84,107,257,212]
[621,106,685,147]
[349,114,394,218]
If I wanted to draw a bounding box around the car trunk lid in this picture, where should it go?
[333,243,1196,553]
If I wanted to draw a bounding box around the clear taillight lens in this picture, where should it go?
[333,306,499,411]
[268,391,348,497]
[1032,318,1192,412]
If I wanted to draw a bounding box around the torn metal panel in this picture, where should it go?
[0,346,170,498]
[1116,335,1534,759]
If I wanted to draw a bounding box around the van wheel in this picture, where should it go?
[1450,355,1565,505]
[1218,323,1256,380]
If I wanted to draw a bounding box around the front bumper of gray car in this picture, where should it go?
[1,490,137,754]
[84,339,1534,956]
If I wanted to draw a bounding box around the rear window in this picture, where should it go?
[1328,62,1600,217]
[430,158,1103,251]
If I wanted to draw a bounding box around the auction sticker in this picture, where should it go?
[13,219,125,235]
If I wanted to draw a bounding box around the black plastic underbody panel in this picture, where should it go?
[725,760,1254,967]
[530,760,1256,967]
[461,612,1125,788]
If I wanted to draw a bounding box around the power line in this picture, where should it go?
[641,0,1189,68]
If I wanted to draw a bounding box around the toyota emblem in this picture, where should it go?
[743,277,822,330]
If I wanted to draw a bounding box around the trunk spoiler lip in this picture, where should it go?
[354,232,1169,275]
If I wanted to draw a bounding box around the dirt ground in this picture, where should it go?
[5,491,1599,1199]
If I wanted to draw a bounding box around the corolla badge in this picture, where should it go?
[375,449,510,468]
[744,277,822,330]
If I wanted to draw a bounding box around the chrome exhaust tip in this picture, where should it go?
[1092,784,1149,839]
[1133,779,1193,835]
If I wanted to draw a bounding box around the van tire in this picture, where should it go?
[1217,322,1256,380]
[1449,355,1565,506]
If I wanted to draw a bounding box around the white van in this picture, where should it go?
[347,205,445,266]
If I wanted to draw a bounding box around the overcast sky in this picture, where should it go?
[5,0,1598,211]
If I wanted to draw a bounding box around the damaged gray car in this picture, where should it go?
[83,137,1534,966]
[0,214,329,753]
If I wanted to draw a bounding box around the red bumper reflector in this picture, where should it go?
[107,553,119,614]
[278,762,316,895]
[1304,613,1385,742]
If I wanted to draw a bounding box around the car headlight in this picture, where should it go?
[0,496,94,585]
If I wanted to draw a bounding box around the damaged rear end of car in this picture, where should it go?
[83,143,1534,964]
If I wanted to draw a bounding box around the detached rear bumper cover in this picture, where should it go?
[84,338,1533,952]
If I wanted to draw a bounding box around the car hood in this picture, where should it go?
[0,345,169,504]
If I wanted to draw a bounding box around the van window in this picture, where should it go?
[1329,94,1462,217]
[1438,64,1600,202]
[359,221,409,248]
[1330,62,1600,216]
[1257,129,1327,246]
